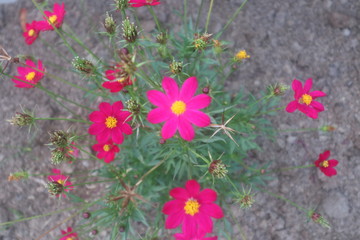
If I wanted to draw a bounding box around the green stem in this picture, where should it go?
[217,0,249,38]
[195,0,204,30]
[248,164,315,179]
[205,0,214,33]
[183,0,188,33]
[254,106,286,117]
[148,6,161,31]
[35,117,90,124]
[76,146,103,163]
[71,179,115,187]
[278,128,319,132]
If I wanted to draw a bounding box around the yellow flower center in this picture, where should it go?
[321,160,329,168]
[25,72,36,81]
[184,198,200,216]
[57,179,65,185]
[103,144,111,152]
[48,15,58,24]
[28,29,35,37]
[171,101,186,115]
[235,50,250,60]
[299,94,312,105]
[105,116,117,129]
[117,77,126,83]
[66,238,74,240]
[146,0,153,3]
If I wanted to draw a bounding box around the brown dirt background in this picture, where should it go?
[0,0,359,239]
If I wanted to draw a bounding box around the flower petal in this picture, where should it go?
[310,101,325,112]
[96,129,111,143]
[183,214,197,235]
[162,76,179,101]
[183,110,210,127]
[285,100,298,113]
[120,123,133,135]
[99,102,112,115]
[187,94,212,110]
[322,167,337,177]
[185,180,200,196]
[303,78,313,93]
[195,212,213,233]
[147,108,171,124]
[201,203,224,219]
[309,90,326,98]
[112,127,124,144]
[170,187,190,200]
[180,77,198,102]
[104,151,115,163]
[89,111,106,123]
[147,90,169,107]
[161,117,178,139]
[328,159,338,167]
[198,189,217,203]
[162,200,184,215]
[88,123,106,135]
[165,210,184,229]
[298,104,318,119]
[112,101,124,115]
[292,79,303,99]
[178,116,195,141]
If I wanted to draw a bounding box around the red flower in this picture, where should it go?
[66,142,79,163]
[102,65,133,93]
[88,101,133,144]
[23,21,40,45]
[162,180,224,234]
[129,0,161,7]
[92,139,120,163]
[286,78,326,119]
[314,150,339,177]
[174,228,218,240]
[37,3,66,31]
[147,77,211,141]
[12,59,45,88]
[59,227,78,240]
[47,169,73,197]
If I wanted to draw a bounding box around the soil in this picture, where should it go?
[0,0,359,239]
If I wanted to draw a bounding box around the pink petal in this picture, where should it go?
[322,167,337,177]
[178,117,195,141]
[147,108,171,124]
[180,77,198,102]
[161,117,178,139]
[310,101,325,112]
[97,151,107,159]
[162,200,184,215]
[105,70,116,80]
[309,90,326,98]
[112,127,124,144]
[112,145,120,153]
[147,90,169,107]
[89,111,106,123]
[117,111,132,123]
[96,129,111,143]
[162,76,179,101]
[328,159,339,168]
[185,180,200,196]
[198,189,217,203]
[165,210,184,229]
[88,123,106,135]
[187,94,212,110]
[112,101,124,115]
[303,78,313,93]
[195,213,213,233]
[99,102,112,115]
[52,169,61,174]
[120,123,133,135]
[104,151,115,163]
[201,203,224,219]
[298,104,318,119]
[92,143,103,151]
[183,214,197,235]
[184,110,210,127]
[286,100,298,113]
[292,79,303,99]
[170,187,190,200]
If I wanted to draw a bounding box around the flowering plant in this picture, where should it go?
[1,0,339,239]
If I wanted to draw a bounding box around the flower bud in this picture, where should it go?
[91,229,98,235]
[8,171,29,181]
[320,125,336,132]
[72,56,95,75]
[126,98,141,115]
[208,160,228,179]
[104,12,116,36]
[156,32,168,45]
[49,130,71,148]
[202,86,210,94]
[83,212,91,219]
[268,83,289,96]
[7,112,34,127]
[159,138,166,144]
[169,60,183,75]
[235,187,255,209]
[47,181,64,196]
[50,148,66,165]
[114,0,129,11]
[308,210,331,229]
[122,18,138,43]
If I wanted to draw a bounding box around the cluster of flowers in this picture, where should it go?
[23,2,66,45]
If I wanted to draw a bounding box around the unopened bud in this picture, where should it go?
[8,171,29,181]
[234,50,250,62]
[49,130,71,148]
[169,60,183,75]
[83,212,91,219]
[7,112,34,127]
[320,125,336,132]
[47,181,64,196]
[50,148,66,165]
[91,229,98,236]
[156,32,168,45]
[159,138,166,144]
[114,0,129,11]
[308,210,331,229]
[72,56,95,75]
[208,160,228,179]
[104,12,116,35]
[202,86,210,94]
[235,187,255,209]
[126,98,141,115]
[122,18,138,43]
[268,83,289,96]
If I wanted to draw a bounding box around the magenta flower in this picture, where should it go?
[92,139,120,163]
[59,227,78,240]
[12,59,45,88]
[23,21,40,45]
[286,78,326,119]
[37,3,66,31]
[174,228,218,240]
[129,0,161,7]
[102,65,133,93]
[162,180,224,234]
[147,77,211,141]
[314,150,339,177]
[88,101,133,144]
[47,169,73,197]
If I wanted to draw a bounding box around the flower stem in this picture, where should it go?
[278,127,320,132]
[195,0,204,30]
[247,164,315,179]
[205,0,214,33]
[254,106,286,117]
[70,179,115,187]
[35,117,90,124]
[148,6,161,31]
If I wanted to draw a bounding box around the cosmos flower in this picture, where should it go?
[88,101,133,144]
[59,227,78,240]
[102,65,133,93]
[129,0,161,8]
[92,139,120,163]
[286,78,326,119]
[37,3,66,31]
[47,169,73,197]
[12,59,45,88]
[162,180,223,234]
[23,21,40,45]
[147,76,211,141]
[314,150,338,177]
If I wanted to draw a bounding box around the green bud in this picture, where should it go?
[7,112,34,127]
[208,160,228,179]
[50,148,66,165]
[235,187,255,209]
[72,56,95,75]
[114,0,129,11]
[122,18,138,43]
[104,12,116,36]
[169,60,183,75]
[47,181,64,196]
[49,130,71,148]
[308,210,331,229]
[126,98,141,115]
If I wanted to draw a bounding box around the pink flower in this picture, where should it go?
[88,101,133,144]
[162,180,224,234]
[174,228,218,240]
[92,139,120,163]
[59,227,78,240]
[102,65,133,93]
[286,78,326,119]
[66,142,79,163]
[129,0,161,7]
[23,21,40,45]
[47,169,73,197]
[147,77,211,141]
[314,150,339,177]
[37,3,66,31]
[12,59,45,88]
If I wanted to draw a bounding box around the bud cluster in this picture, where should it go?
[72,56,95,75]
[126,98,141,115]
[8,171,29,181]
[47,181,64,196]
[7,112,34,127]
[48,130,76,165]
[114,0,129,11]
[193,33,213,51]
[208,160,228,179]
[122,18,138,43]
[104,12,116,36]
[169,60,183,75]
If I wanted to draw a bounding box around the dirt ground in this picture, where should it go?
[0,0,359,239]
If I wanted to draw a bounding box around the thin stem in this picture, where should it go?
[248,164,315,179]
[195,0,204,30]
[71,179,115,187]
[148,6,161,31]
[183,0,188,33]
[205,0,214,33]
[278,128,319,132]
[254,106,286,117]
[35,117,90,124]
